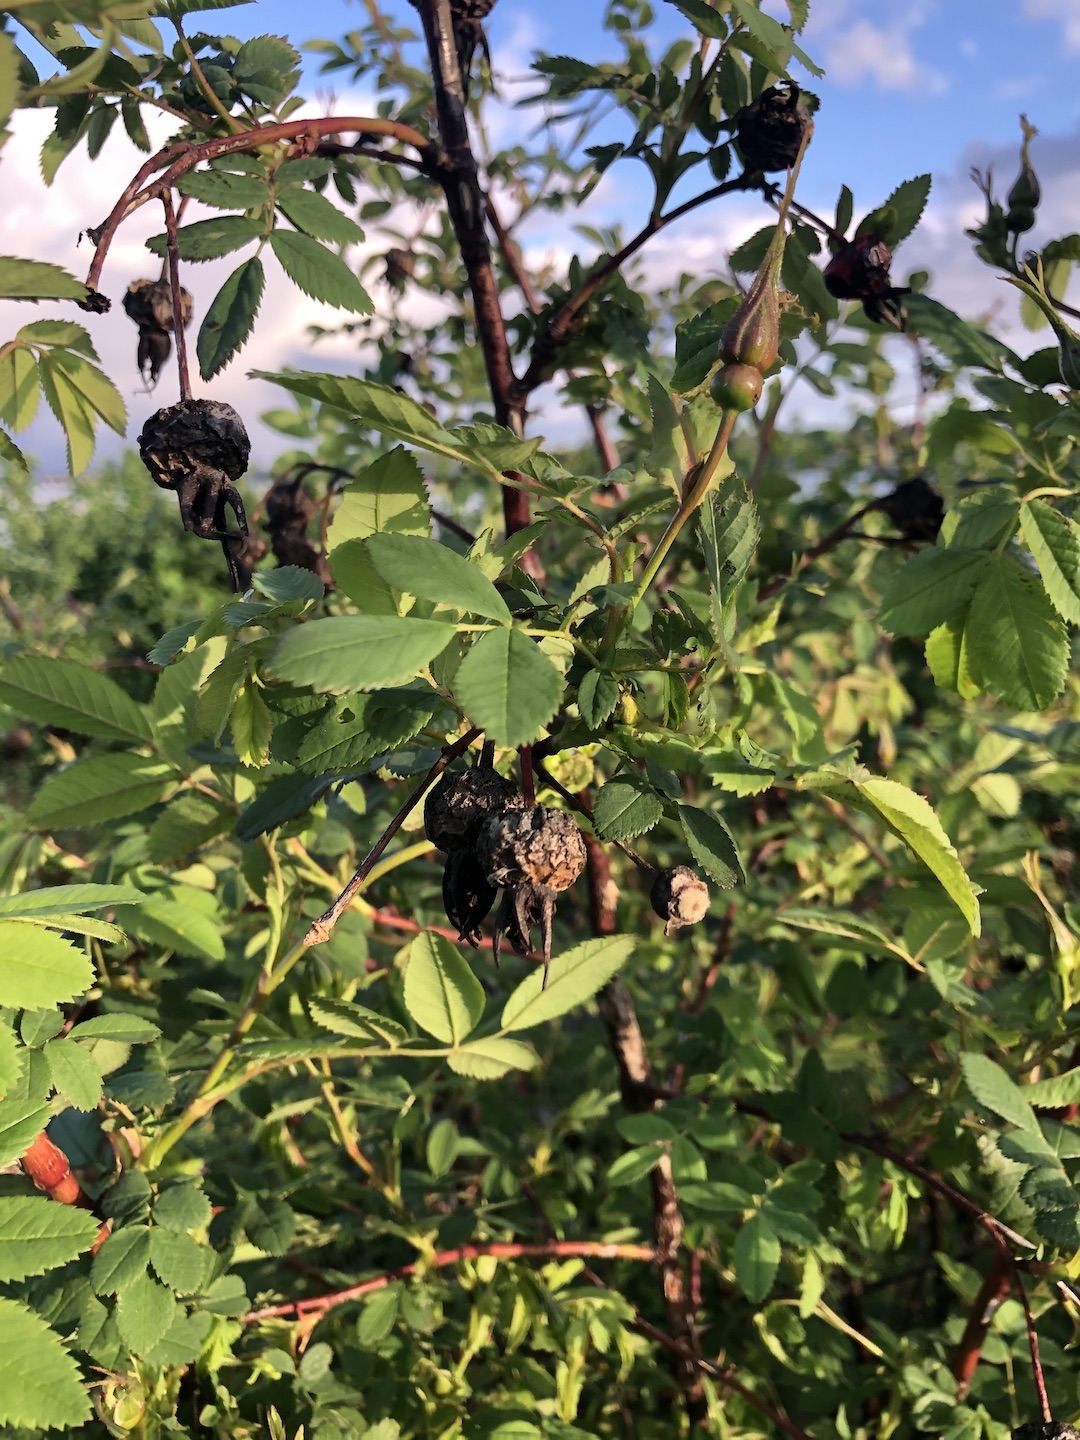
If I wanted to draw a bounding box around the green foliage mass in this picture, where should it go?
[1,2,1080,1438]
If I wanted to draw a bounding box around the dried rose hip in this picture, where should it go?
[384,247,417,289]
[1012,1426,1080,1440]
[734,83,812,173]
[477,805,586,983]
[426,765,524,947]
[650,866,710,936]
[824,234,909,330]
[139,399,251,590]
[123,278,193,386]
[878,477,943,543]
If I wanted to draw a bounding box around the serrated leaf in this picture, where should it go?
[115,1270,177,1356]
[577,670,619,728]
[357,1287,398,1346]
[678,804,744,887]
[698,473,761,626]
[365,533,511,621]
[593,777,663,840]
[230,679,273,767]
[453,627,565,748]
[177,168,270,209]
[607,1145,664,1186]
[91,1224,152,1295]
[645,372,692,496]
[0,344,39,431]
[961,1053,1039,1133]
[147,794,232,865]
[446,1036,539,1079]
[0,255,88,301]
[0,1022,22,1095]
[733,1212,780,1302]
[268,615,456,693]
[147,215,261,261]
[853,778,980,934]
[43,1036,102,1111]
[149,1228,210,1293]
[242,1194,295,1255]
[966,554,1068,710]
[0,923,92,1009]
[276,187,364,244]
[116,895,225,962]
[879,548,990,637]
[309,997,406,1046]
[1019,499,1080,625]
[28,754,174,829]
[269,229,372,312]
[67,1015,160,1044]
[0,1196,99,1282]
[197,255,265,380]
[153,1183,212,1233]
[47,349,125,434]
[0,656,153,743]
[327,446,431,548]
[872,174,931,247]
[403,931,484,1044]
[0,1098,51,1168]
[500,935,636,1032]
[0,1297,91,1429]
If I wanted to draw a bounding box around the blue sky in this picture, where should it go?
[4,0,1080,470]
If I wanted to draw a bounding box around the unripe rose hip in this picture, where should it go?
[710,363,764,412]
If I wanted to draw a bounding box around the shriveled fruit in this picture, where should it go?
[1012,1424,1080,1440]
[425,767,523,853]
[650,866,710,936]
[734,82,812,173]
[123,278,193,386]
[878,477,943,543]
[477,805,587,981]
[824,234,909,330]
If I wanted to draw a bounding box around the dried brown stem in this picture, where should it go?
[241,1240,656,1323]
[303,726,481,946]
[160,192,191,401]
[757,501,875,602]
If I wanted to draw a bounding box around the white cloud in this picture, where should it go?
[1023,0,1080,54]
[824,18,948,94]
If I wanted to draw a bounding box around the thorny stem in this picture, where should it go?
[160,192,191,401]
[241,1241,657,1322]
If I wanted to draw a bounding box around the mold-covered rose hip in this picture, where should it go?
[650,866,710,936]
[476,805,587,983]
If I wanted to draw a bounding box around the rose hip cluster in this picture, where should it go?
[426,759,711,985]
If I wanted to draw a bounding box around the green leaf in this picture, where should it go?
[268,615,456,694]
[68,1015,159,1043]
[39,345,97,471]
[149,1228,209,1293]
[500,935,636,1032]
[0,344,39,431]
[0,1022,22,1095]
[879,549,990,637]
[276,187,364,244]
[1026,1070,1080,1109]
[296,688,440,774]
[147,795,233,865]
[27,755,174,829]
[593,777,663,841]
[0,923,92,1008]
[960,1053,1040,1133]
[0,1098,51,1168]
[115,1270,177,1356]
[0,656,153,743]
[453,628,565,748]
[43,1037,102,1111]
[230,679,273,767]
[241,1195,295,1255]
[47,349,125,434]
[733,1212,780,1302]
[607,1145,664,1186]
[867,175,931,247]
[117,895,225,962]
[0,1197,100,1282]
[366,533,511,622]
[327,446,431,548]
[153,1183,212,1234]
[0,1297,91,1430]
[645,372,693,496]
[197,255,265,380]
[446,1037,539,1079]
[0,428,28,474]
[1019,499,1080,625]
[176,168,270,209]
[577,670,619,728]
[0,255,88,301]
[309,997,407,1046]
[925,614,981,698]
[147,215,262,261]
[966,554,1068,710]
[678,804,745,887]
[426,1117,459,1177]
[853,778,980,934]
[91,1224,152,1295]
[698,472,761,625]
[727,0,822,74]
[269,229,373,312]
[357,1287,399,1346]
[403,931,485,1044]
[0,884,144,920]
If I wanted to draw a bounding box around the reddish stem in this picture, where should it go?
[951,1251,1012,1398]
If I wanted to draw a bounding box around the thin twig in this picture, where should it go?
[160,192,191,401]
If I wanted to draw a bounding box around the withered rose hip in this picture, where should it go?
[139,399,250,491]
[477,806,587,982]
[1012,1426,1080,1440]
[123,278,193,386]
[425,768,523,854]
[734,82,812,173]
[650,866,710,936]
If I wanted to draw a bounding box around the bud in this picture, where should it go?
[1006,115,1040,232]
[719,246,782,371]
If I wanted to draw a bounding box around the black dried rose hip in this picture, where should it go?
[734,83,812,174]
[1013,1426,1080,1440]
[878,477,943,543]
[425,767,523,854]
[650,866,710,936]
[824,234,910,330]
[123,278,194,387]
